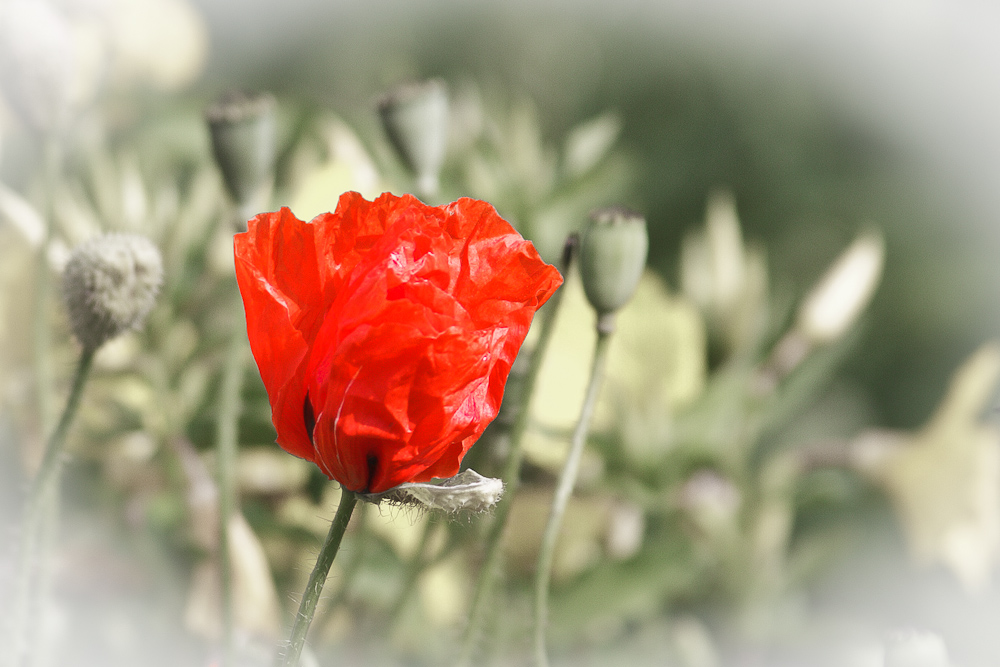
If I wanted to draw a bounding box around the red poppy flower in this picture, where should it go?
[234,192,562,494]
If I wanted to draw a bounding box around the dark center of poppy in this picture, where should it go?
[303,392,316,444]
[365,453,379,493]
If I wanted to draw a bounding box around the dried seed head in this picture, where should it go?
[62,233,163,350]
[360,469,503,514]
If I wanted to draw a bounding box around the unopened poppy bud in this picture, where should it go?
[206,90,277,207]
[377,79,449,197]
[362,469,503,514]
[680,190,746,315]
[62,233,163,351]
[797,230,884,345]
[755,229,885,393]
[579,207,648,329]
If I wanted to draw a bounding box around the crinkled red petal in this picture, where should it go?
[235,192,562,493]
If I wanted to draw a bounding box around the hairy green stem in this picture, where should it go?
[456,239,574,667]
[9,345,96,667]
[216,326,246,666]
[278,490,358,667]
[31,345,95,520]
[533,326,613,667]
[318,502,369,622]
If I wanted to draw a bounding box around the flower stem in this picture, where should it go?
[38,347,96,502]
[19,136,62,667]
[278,490,358,667]
[317,502,369,622]
[533,325,614,667]
[9,345,96,667]
[216,325,246,666]
[33,137,60,435]
[456,238,575,667]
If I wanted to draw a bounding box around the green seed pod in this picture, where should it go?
[62,233,163,351]
[206,90,277,207]
[579,207,648,323]
[377,79,449,197]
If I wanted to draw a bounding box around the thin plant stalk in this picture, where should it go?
[318,502,370,621]
[215,324,246,667]
[456,237,575,667]
[19,136,64,667]
[220,150,272,662]
[9,345,96,667]
[24,140,60,643]
[277,490,359,667]
[33,137,61,435]
[533,327,613,667]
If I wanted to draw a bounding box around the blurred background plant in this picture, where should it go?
[2,1,1000,666]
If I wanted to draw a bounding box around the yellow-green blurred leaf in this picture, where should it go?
[289,117,383,218]
[563,112,621,178]
[865,342,1000,591]
[524,271,706,470]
